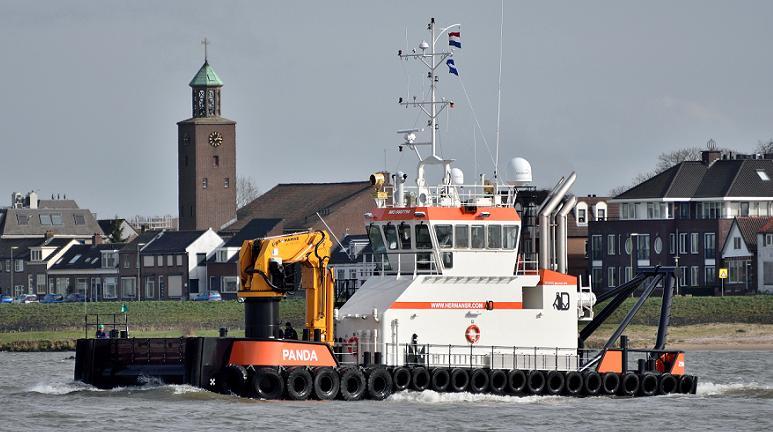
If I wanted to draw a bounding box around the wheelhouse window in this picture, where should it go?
[367,225,386,254]
[435,225,453,248]
[455,225,469,248]
[471,225,485,249]
[503,225,519,249]
[415,224,432,249]
[487,225,502,249]
[398,222,412,249]
[383,224,399,250]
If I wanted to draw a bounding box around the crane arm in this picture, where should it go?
[238,230,336,344]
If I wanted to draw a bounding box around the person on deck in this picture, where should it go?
[284,322,298,340]
[95,324,107,339]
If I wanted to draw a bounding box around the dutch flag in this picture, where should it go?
[447,58,458,75]
[448,31,461,48]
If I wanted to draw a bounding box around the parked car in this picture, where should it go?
[64,293,86,303]
[14,294,39,303]
[193,291,222,302]
[1,295,13,304]
[41,293,65,304]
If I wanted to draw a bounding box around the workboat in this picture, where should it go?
[74,18,697,400]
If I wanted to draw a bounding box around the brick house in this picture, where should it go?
[0,237,77,297]
[47,243,124,300]
[118,229,223,301]
[589,149,773,295]
[720,217,773,294]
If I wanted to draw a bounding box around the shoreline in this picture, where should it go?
[3,323,773,352]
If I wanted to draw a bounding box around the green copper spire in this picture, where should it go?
[189,61,223,87]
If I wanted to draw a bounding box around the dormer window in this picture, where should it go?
[578,209,587,224]
[757,169,770,181]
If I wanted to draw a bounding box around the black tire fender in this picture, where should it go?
[638,373,658,396]
[620,372,639,396]
[430,368,450,392]
[450,368,469,392]
[339,368,366,401]
[285,367,313,401]
[507,369,527,394]
[546,371,565,395]
[526,370,546,394]
[251,367,284,400]
[392,366,411,391]
[583,371,602,396]
[218,364,248,396]
[488,369,507,394]
[312,367,340,400]
[411,366,430,391]
[565,371,583,396]
[468,368,489,393]
[601,372,619,395]
[658,373,678,395]
[366,368,393,400]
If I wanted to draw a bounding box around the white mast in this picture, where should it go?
[397,18,460,190]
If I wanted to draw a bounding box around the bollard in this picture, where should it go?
[302,328,310,341]
[620,335,629,373]
[374,352,383,365]
[313,329,322,342]
[219,327,228,337]
[363,352,371,367]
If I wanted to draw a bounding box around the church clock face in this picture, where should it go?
[208,131,223,147]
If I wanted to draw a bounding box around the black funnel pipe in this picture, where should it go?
[244,297,281,338]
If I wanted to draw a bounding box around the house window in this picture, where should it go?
[637,234,650,260]
[145,277,155,298]
[591,267,603,290]
[36,274,46,294]
[30,250,42,261]
[669,233,676,254]
[704,233,715,259]
[14,259,23,272]
[76,278,88,295]
[123,257,130,269]
[158,276,165,298]
[607,235,616,255]
[197,253,207,266]
[625,266,633,283]
[104,277,118,299]
[679,266,687,287]
[143,256,154,267]
[167,255,173,266]
[56,277,69,295]
[202,178,208,189]
[653,237,663,254]
[176,255,183,266]
[157,255,164,267]
[577,209,587,224]
[16,214,30,225]
[728,260,746,283]
[733,237,741,250]
[691,266,699,287]
[591,235,602,260]
[690,233,699,254]
[39,214,52,225]
[51,213,63,225]
[73,214,86,225]
[597,208,606,221]
[607,266,618,288]
[705,266,716,285]
[217,250,229,262]
[223,276,238,293]
[767,234,773,246]
[213,155,219,167]
[764,262,773,285]
[224,177,230,188]
[740,202,749,217]
[679,233,688,254]
[102,252,117,269]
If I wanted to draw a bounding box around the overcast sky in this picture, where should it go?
[2,1,773,218]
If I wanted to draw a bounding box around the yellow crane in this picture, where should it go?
[238,230,335,344]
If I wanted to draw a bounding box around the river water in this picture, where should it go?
[0,350,771,431]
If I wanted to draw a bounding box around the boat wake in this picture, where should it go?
[697,381,773,398]
[388,390,555,404]
[27,380,205,397]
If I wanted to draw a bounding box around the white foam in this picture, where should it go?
[169,385,205,395]
[697,381,772,396]
[387,390,553,404]
[28,381,104,395]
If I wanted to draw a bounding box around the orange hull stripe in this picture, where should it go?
[538,269,577,286]
[372,206,521,222]
[390,301,522,310]
[671,352,686,376]
[228,340,337,367]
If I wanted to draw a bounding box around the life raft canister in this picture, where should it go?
[465,324,480,344]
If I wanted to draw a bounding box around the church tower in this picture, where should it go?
[177,46,237,231]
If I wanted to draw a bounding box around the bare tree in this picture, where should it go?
[236,175,260,209]
[755,139,773,154]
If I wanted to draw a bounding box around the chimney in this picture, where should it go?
[44,230,55,239]
[92,234,103,245]
[701,150,721,165]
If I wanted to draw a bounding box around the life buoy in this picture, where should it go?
[465,324,480,344]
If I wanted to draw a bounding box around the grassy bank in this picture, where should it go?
[1,295,772,351]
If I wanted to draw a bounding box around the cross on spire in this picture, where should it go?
[201,37,210,62]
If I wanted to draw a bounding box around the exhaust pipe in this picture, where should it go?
[555,195,577,274]
[538,172,576,270]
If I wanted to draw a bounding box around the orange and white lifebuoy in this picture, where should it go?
[465,324,480,344]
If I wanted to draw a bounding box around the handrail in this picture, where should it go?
[378,183,517,208]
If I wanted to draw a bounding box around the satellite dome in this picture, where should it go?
[450,168,464,185]
[506,157,533,185]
